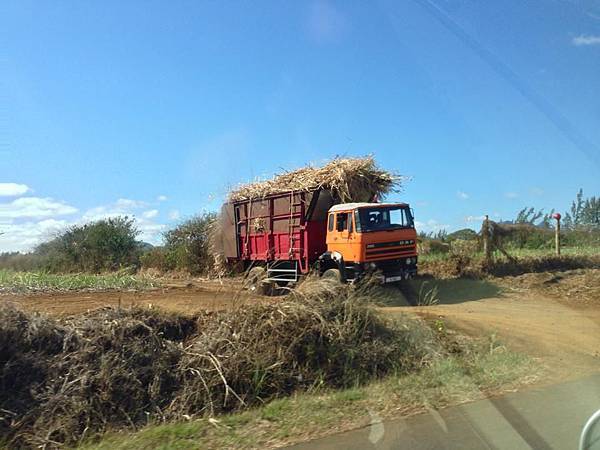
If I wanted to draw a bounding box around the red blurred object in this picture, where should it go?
[552,212,562,220]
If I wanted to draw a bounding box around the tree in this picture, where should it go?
[161,213,217,274]
[514,207,544,225]
[564,189,599,230]
[36,216,140,272]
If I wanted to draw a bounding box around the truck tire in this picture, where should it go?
[322,268,342,283]
[244,266,266,292]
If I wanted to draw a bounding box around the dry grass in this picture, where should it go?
[227,156,402,202]
[0,279,436,448]
[81,332,536,450]
[497,268,600,306]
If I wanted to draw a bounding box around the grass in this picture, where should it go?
[79,334,536,450]
[501,246,600,258]
[419,246,600,263]
[0,269,160,293]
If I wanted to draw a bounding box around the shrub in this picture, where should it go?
[419,240,450,255]
[139,247,170,272]
[0,252,42,272]
[450,239,479,256]
[141,213,217,275]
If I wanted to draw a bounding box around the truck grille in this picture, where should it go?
[365,243,416,261]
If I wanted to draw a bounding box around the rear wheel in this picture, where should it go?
[322,268,342,283]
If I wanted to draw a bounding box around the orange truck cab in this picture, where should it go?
[318,202,418,283]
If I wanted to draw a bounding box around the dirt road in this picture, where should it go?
[382,274,600,381]
[420,294,599,380]
[0,279,268,317]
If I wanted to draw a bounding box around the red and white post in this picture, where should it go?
[552,212,561,256]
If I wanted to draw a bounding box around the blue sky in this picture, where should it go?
[2,0,599,251]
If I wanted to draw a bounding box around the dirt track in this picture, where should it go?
[414,293,600,380]
[2,270,599,380]
[408,271,600,381]
[0,279,269,317]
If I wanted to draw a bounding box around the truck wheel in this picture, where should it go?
[322,268,342,283]
[244,267,265,292]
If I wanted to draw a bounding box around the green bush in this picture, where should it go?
[140,213,217,275]
[139,247,170,272]
[35,217,141,273]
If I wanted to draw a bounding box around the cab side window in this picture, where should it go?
[328,213,334,231]
[347,213,353,232]
[336,213,348,231]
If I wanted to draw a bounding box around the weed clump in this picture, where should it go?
[0,281,436,448]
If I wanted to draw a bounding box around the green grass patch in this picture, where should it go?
[500,246,600,258]
[79,335,536,450]
[420,246,600,263]
[0,269,159,293]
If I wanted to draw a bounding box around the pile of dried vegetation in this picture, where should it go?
[227,156,402,202]
[0,280,437,448]
[498,269,600,306]
[419,254,600,279]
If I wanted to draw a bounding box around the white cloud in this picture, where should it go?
[0,197,78,219]
[415,219,450,233]
[465,215,487,223]
[0,195,169,252]
[137,221,166,244]
[505,192,519,199]
[82,198,146,222]
[457,191,469,200]
[0,219,70,252]
[115,198,148,209]
[530,187,544,196]
[81,198,164,244]
[143,209,159,219]
[156,195,168,202]
[0,183,31,197]
[168,209,181,221]
[572,34,600,46]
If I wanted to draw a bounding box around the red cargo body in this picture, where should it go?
[220,189,335,274]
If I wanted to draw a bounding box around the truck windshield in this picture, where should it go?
[355,206,413,232]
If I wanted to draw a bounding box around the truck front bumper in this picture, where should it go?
[351,257,418,283]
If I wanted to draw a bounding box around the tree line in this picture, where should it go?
[1,189,598,273]
[0,213,217,275]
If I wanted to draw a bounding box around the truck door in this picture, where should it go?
[336,212,349,239]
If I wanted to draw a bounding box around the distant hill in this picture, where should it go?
[137,241,155,252]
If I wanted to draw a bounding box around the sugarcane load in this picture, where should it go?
[217,156,418,291]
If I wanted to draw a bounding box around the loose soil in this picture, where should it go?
[0,278,271,317]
